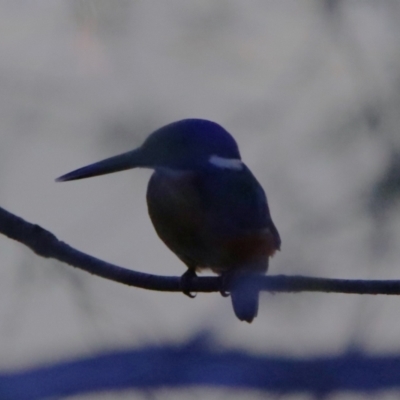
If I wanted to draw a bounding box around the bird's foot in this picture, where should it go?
[219,274,231,298]
[180,269,197,298]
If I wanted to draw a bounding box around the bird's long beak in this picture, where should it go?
[56,148,144,182]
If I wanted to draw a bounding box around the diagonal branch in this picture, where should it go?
[1,205,400,295]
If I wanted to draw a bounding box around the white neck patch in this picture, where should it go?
[209,155,243,170]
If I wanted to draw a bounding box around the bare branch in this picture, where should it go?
[3,343,400,399]
[1,205,400,295]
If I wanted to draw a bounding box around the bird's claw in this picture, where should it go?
[181,270,197,298]
[219,274,231,297]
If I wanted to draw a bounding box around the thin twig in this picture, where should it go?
[1,206,399,295]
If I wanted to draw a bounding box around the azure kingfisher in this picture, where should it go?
[57,119,281,323]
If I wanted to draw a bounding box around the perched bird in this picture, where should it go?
[57,119,281,322]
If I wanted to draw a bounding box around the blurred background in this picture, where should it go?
[1,0,400,398]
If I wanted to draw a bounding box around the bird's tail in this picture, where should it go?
[230,273,260,323]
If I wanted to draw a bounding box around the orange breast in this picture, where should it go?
[209,229,278,274]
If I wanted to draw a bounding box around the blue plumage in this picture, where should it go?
[141,119,241,169]
[57,119,281,323]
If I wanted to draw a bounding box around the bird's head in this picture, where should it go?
[56,119,242,182]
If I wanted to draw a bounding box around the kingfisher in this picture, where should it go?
[57,119,281,322]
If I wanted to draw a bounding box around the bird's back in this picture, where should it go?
[146,165,280,273]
